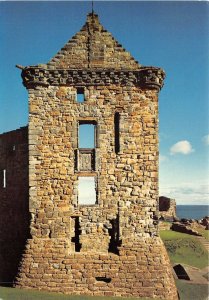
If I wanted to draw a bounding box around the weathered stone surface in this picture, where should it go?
[159,196,177,221]
[21,67,165,91]
[171,222,202,236]
[15,237,177,299]
[0,12,178,299]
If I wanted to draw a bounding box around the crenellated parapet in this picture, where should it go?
[21,66,165,91]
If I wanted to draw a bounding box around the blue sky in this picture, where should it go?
[0,1,208,205]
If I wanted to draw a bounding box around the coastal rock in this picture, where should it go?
[171,222,202,236]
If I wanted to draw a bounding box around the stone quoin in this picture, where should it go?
[0,12,178,299]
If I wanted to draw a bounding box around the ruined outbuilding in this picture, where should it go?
[0,13,178,299]
[159,196,177,221]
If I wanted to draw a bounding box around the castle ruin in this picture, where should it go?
[0,12,178,299]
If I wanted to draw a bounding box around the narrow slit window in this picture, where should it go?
[71,217,81,252]
[114,112,120,153]
[3,169,6,188]
[77,88,85,103]
[79,124,95,148]
[95,277,111,283]
[78,176,97,205]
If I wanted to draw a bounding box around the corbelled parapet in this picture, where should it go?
[21,66,165,91]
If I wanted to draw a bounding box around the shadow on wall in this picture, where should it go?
[0,127,30,286]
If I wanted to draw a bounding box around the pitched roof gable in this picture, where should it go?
[47,13,140,70]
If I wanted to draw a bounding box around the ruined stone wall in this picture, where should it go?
[27,85,159,246]
[14,12,178,299]
[16,237,177,299]
[0,127,30,284]
[15,84,178,299]
[159,196,177,221]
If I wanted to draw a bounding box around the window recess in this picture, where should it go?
[76,87,85,103]
[76,121,97,172]
[78,176,97,205]
[114,112,120,154]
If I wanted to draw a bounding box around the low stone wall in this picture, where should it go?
[159,221,172,231]
[15,237,178,299]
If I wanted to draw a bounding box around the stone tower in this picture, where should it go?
[15,13,178,299]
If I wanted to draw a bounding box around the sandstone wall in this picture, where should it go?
[27,85,159,245]
[0,127,30,284]
[159,196,177,221]
[14,84,178,299]
[14,12,178,299]
[15,237,177,299]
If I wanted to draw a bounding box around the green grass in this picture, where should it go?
[160,230,208,268]
[0,287,161,300]
[197,228,209,241]
[176,280,209,300]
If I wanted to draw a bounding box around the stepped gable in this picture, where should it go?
[47,12,140,70]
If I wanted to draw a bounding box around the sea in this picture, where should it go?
[176,205,209,220]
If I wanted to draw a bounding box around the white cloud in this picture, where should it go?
[202,134,209,145]
[159,180,209,205]
[170,140,194,155]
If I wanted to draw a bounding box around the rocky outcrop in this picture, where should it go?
[200,217,209,230]
[171,221,202,236]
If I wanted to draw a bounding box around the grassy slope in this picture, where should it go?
[0,287,162,300]
[160,230,208,269]
[161,229,209,300]
[176,280,209,300]
[197,228,209,241]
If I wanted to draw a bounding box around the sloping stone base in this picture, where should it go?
[15,237,178,299]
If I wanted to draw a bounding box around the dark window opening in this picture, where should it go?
[71,217,81,252]
[108,215,120,254]
[95,277,111,283]
[77,87,85,103]
[114,112,120,153]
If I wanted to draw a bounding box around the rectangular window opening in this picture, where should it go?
[78,176,97,205]
[114,112,120,153]
[3,169,6,188]
[77,87,85,103]
[79,123,95,149]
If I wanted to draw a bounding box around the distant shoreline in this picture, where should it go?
[177,205,209,206]
[176,205,209,220]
